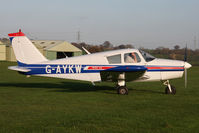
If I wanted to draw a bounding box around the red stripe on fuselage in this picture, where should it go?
[86,66,184,71]
[87,66,114,70]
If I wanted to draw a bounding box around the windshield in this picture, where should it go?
[139,50,156,62]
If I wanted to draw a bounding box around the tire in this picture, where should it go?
[117,86,128,95]
[165,85,176,95]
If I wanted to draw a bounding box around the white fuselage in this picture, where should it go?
[22,49,187,83]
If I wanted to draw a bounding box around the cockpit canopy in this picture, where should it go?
[106,49,156,64]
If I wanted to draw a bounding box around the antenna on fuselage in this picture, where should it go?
[82,47,91,54]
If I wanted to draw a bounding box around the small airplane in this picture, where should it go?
[8,30,192,95]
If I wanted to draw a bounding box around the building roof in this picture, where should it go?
[31,40,82,52]
[0,41,10,46]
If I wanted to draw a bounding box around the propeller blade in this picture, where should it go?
[184,44,188,88]
[184,62,192,88]
[185,68,187,88]
[184,44,187,61]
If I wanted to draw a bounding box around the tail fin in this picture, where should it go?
[8,29,48,64]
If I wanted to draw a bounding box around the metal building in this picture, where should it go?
[32,40,82,60]
[0,41,6,61]
[1,40,82,62]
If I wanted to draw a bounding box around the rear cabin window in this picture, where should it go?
[107,54,121,64]
[124,52,141,63]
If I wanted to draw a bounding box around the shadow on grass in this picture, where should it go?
[132,88,164,94]
[0,81,163,94]
[0,81,114,93]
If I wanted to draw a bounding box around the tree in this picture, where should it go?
[125,44,134,48]
[118,45,126,49]
[174,45,180,50]
[102,41,112,49]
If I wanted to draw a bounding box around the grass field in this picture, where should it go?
[0,61,199,133]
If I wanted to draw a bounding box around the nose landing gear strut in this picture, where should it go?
[163,80,176,95]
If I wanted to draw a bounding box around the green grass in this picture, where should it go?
[0,61,199,133]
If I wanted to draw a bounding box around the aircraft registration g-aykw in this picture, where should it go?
[8,30,192,95]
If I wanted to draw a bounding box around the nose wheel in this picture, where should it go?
[163,80,176,95]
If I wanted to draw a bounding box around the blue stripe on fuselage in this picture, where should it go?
[16,62,147,75]
[9,37,14,44]
[16,61,184,75]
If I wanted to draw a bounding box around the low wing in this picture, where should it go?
[100,66,147,82]
[8,66,31,72]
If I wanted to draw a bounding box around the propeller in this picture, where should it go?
[184,65,187,88]
[184,44,187,88]
[183,44,192,88]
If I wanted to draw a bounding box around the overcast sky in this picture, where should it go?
[1,0,199,49]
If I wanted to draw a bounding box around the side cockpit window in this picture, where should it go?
[124,52,141,63]
[107,54,121,64]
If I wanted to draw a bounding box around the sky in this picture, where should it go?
[0,0,199,49]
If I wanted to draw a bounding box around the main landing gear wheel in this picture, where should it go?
[117,86,128,95]
[165,85,176,95]
[116,72,128,95]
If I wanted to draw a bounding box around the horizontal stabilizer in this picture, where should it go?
[8,66,31,72]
